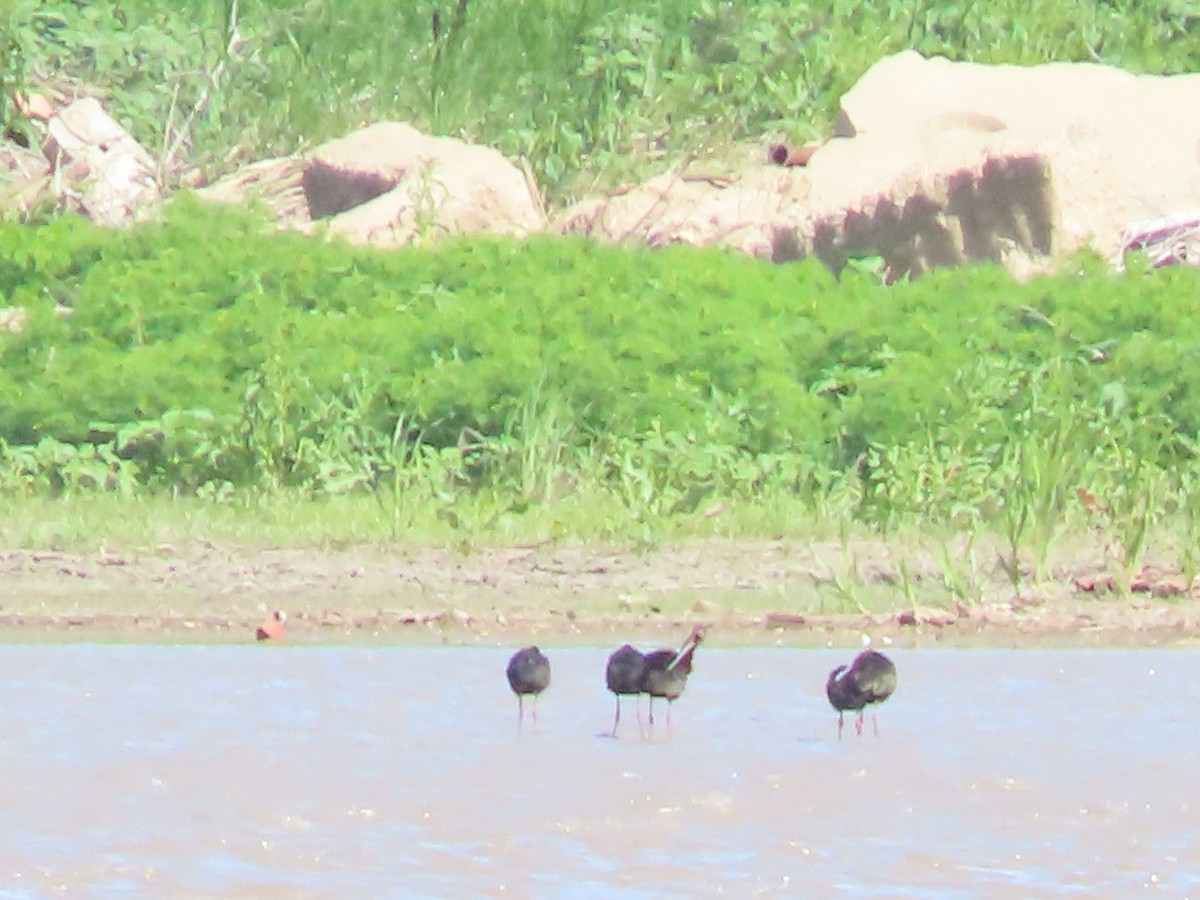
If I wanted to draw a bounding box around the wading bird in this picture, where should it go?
[506,646,551,727]
[641,624,707,730]
[605,644,647,738]
[255,610,287,642]
[826,648,897,738]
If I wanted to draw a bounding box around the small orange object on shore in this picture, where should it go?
[255,610,287,641]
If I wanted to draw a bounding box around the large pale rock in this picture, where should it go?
[555,165,808,260]
[43,97,161,225]
[561,51,1200,278]
[832,50,1200,261]
[790,139,1055,278]
[557,126,1057,278]
[307,123,545,245]
[199,122,546,246]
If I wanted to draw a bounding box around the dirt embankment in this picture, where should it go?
[3,538,1199,647]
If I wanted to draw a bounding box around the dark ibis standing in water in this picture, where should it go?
[825,648,897,738]
[605,644,647,738]
[641,624,707,730]
[506,646,551,728]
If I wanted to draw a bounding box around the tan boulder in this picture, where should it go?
[557,134,1054,279]
[828,50,1200,262]
[561,51,1200,279]
[43,97,161,226]
[198,122,546,246]
[554,164,808,261]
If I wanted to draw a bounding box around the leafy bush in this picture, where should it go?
[7,204,1200,586]
[4,201,1200,514]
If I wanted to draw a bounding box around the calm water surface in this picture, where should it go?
[1,646,1198,897]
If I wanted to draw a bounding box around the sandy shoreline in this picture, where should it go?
[1,539,1198,647]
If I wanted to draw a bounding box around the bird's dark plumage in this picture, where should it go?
[826,648,897,738]
[605,644,647,737]
[606,643,647,695]
[642,624,706,728]
[507,646,551,727]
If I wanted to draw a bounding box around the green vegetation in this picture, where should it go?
[5,2,1200,607]
[4,0,1199,205]
[2,202,1200,599]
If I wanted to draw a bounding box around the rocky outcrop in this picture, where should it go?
[558,51,1200,279]
[7,52,1200,277]
[197,122,546,246]
[553,164,803,260]
[3,95,161,225]
[823,50,1200,268]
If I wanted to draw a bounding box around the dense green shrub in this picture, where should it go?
[3,201,1200,515]
[7,3,1200,566]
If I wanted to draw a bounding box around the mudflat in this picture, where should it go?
[1,538,1197,647]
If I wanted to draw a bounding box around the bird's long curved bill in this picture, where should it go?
[665,635,699,672]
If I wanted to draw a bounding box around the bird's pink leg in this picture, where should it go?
[855,710,865,736]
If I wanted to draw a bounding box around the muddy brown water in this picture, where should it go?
[1,645,1198,897]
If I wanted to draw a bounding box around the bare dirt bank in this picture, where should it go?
[1,538,1198,647]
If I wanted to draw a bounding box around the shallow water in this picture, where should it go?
[1,646,1198,897]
